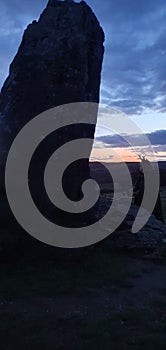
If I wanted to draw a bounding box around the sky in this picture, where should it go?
[0,0,166,162]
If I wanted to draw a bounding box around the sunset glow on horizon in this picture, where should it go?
[90,146,140,163]
[90,143,166,163]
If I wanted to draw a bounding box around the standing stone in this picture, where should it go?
[0,0,104,228]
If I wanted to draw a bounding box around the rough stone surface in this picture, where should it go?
[1,194,166,257]
[0,0,104,228]
[98,194,166,251]
[0,0,104,185]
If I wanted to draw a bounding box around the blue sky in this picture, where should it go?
[0,0,166,161]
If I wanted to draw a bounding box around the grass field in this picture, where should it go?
[0,245,166,350]
[1,182,166,349]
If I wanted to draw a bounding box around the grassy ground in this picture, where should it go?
[0,249,142,299]
[0,245,166,350]
[1,185,166,349]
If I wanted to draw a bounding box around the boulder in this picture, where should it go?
[0,0,105,233]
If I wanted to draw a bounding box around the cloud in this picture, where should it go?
[0,0,166,116]
[92,0,166,115]
[0,0,47,84]
[96,129,166,149]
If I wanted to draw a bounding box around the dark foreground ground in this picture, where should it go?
[1,243,166,350]
[1,162,166,349]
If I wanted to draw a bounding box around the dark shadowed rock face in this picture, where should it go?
[0,0,104,225]
[0,0,104,125]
